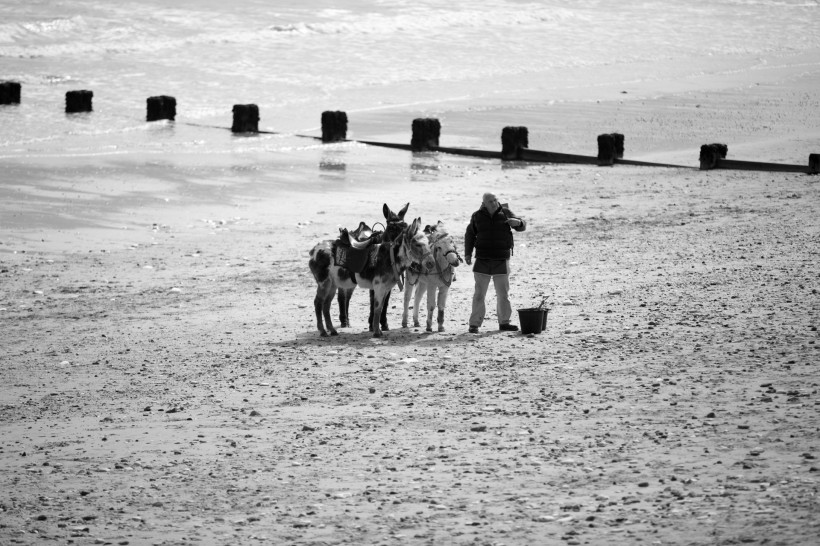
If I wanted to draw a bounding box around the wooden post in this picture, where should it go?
[501,126,528,160]
[231,104,259,133]
[612,133,624,159]
[147,95,176,122]
[809,154,820,175]
[66,90,93,113]
[597,133,624,166]
[597,134,616,166]
[411,118,441,151]
[699,143,728,170]
[0,81,21,105]
[321,111,348,142]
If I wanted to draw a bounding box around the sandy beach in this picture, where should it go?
[3,2,820,541]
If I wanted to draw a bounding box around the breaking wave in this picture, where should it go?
[0,5,585,59]
[0,16,89,43]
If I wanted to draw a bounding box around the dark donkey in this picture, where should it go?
[336,203,409,331]
[309,208,435,337]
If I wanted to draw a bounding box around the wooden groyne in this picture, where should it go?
[1,82,816,174]
[699,143,817,174]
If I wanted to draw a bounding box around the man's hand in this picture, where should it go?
[465,255,472,265]
[506,218,521,228]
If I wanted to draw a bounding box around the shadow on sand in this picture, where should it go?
[274,325,513,348]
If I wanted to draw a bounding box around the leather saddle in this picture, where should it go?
[334,221,380,273]
[339,221,377,249]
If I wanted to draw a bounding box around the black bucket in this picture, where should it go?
[518,308,548,334]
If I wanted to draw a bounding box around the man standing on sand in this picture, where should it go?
[464,192,527,334]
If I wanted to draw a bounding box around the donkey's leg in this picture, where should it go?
[425,284,437,332]
[402,284,413,328]
[368,290,375,332]
[368,289,390,331]
[414,282,426,328]
[314,279,336,337]
[380,291,391,331]
[371,284,388,338]
[337,288,345,327]
[337,287,353,327]
[322,287,339,336]
[436,286,449,332]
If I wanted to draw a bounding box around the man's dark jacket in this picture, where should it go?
[464,204,526,261]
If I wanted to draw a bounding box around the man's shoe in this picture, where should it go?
[468,326,479,334]
[499,323,519,332]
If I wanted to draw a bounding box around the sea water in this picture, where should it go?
[2,0,819,150]
[0,1,818,232]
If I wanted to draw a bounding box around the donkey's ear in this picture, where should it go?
[383,203,392,220]
[409,217,421,234]
[397,203,410,220]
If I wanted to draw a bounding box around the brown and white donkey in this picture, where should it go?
[309,204,435,337]
[337,203,409,332]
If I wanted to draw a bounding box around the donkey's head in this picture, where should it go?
[382,203,409,243]
[402,217,435,272]
[426,221,461,268]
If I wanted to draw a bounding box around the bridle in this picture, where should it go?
[437,245,462,266]
[431,237,462,287]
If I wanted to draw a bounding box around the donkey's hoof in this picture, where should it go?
[426,326,433,333]
[381,324,389,331]
[320,331,329,338]
[401,321,408,328]
[372,331,383,338]
[330,329,339,336]
[438,325,445,332]
[413,321,420,327]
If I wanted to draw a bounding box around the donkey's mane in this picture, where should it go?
[429,224,451,243]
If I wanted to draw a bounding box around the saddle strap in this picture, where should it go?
[389,241,404,291]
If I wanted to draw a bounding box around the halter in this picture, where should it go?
[430,241,462,287]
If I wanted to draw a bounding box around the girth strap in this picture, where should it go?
[390,241,404,291]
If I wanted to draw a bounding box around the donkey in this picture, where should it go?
[402,222,462,332]
[336,203,408,331]
[309,212,435,338]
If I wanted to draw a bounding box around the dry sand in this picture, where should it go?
[2,86,820,545]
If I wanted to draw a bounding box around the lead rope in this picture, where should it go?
[390,239,404,291]
[433,250,452,288]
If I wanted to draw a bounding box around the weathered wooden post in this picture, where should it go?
[411,118,441,151]
[321,111,348,142]
[146,95,176,122]
[699,143,728,170]
[0,81,21,105]
[501,126,528,160]
[613,133,624,158]
[597,134,616,166]
[809,154,820,175]
[65,90,93,113]
[597,133,624,165]
[231,104,259,133]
